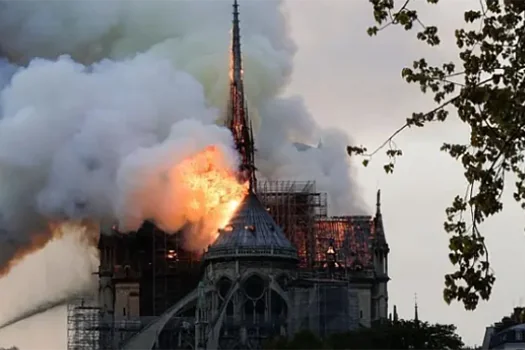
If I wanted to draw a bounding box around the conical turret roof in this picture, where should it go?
[203,191,298,262]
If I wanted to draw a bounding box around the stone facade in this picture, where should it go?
[194,260,296,349]
[113,1,390,348]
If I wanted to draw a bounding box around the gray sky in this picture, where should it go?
[0,0,523,348]
[284,0,525,345]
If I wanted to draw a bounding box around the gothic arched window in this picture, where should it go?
[243,274,266,300]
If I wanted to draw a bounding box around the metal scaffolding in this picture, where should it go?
[67,298,152,350]
[100,223,201,318]
[67,299,103,350]
[144,224,200,317]
[257,180,374,270]
[257,180,327,267]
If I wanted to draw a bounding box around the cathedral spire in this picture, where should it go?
[232,0,243,95]
[373,189,388,250]
[228,0,257,191]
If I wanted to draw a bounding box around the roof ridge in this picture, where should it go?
[203,191,298,262]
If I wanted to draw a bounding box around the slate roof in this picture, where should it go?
[203,191,298,262]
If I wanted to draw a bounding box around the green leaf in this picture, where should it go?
[363,0,524,310]
[367,26,379,36]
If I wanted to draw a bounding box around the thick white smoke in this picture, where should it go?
[0,1,365,337]
[0,54,238,267]
[0,222,99,334]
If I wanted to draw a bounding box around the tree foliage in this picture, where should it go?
[263,320,464,349]
[262,330,324,350]
[347,0,525,310]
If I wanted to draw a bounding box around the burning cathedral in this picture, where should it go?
[67,1,390,349]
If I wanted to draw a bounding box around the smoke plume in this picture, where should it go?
[0,222,99,328]
[0,0,364,315]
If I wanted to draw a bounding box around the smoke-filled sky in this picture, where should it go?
[285,0,525,346]
[0,0,366,322]
[0,0,363,264]
[0,0,362,348]
[0,0,524,348]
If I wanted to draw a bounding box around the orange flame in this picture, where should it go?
[0,146,247,274]
[173,145,248,249]
[314,218,373,268]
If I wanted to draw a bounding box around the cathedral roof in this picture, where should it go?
[203,191,298,262]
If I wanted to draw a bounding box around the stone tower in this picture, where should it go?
[371,190,390,321]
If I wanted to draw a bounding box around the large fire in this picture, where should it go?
[172,145,248,249]
[0,147,247,278]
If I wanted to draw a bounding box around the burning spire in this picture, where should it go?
[227,0,257,191]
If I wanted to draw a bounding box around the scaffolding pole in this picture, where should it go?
[257,180,327,268]
[67,299,104,350]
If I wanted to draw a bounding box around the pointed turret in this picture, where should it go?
[373,190,388,250]
[393,305,399,322]
[227,0,257,191]
[371,189,390,321]
[414,293,419,323]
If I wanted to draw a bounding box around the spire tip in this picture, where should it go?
[414,293,419,322]
[376,189,381,214]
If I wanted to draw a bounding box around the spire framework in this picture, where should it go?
[228,0,257,191]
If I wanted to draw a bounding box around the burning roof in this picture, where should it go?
[204,191,298,262]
